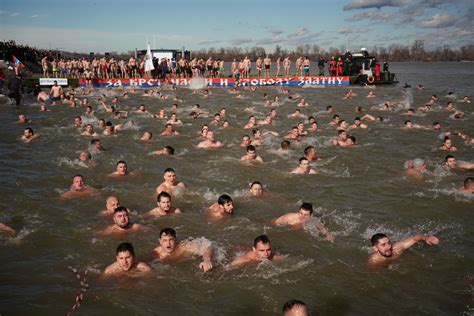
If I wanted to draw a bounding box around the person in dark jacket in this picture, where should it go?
[8,74,23,105]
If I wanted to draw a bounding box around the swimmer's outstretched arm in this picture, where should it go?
[0,223,16,236]
[393,235,439,253]
[313,220,335,242]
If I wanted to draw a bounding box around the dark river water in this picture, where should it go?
[0,62,473,315]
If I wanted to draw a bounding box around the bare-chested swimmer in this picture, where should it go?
[97,207,145,236]
[156,168,186,196]
[0,222,16,237]
[304,146,322,162]
[197,130,223,148]
[272,202,334,241]
[228,235,285,268]
[208,194,234,219]
[152,228,214,272]
[368,233,439,266]
[21,127,40,143]
[249,181,267,197]
[107,160,131,178]
[291,157,316,174]
[241,145,264,163]
[152,145,175,156]
[61,174,96,199]
[443,155,474,171]
[459,177,474,193]
[403,159,428,182]
[103,242,152,277]
[99,196,121,216]
[144,192,181,217]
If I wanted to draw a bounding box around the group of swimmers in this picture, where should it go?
[4,75,473,315]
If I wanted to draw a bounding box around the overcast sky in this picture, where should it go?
[0,0,472,53]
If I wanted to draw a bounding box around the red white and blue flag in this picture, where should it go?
[12,55,25,69]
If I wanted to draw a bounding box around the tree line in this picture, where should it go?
[190,41,474,62]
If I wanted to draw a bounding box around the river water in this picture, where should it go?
[0,62,473,315]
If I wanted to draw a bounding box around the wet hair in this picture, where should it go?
[217,194,233,205]
[282,299,309,314]
[157,191,171,202]
[246,145,256,152]
[72,174,83,180]
[254,234,271,247]
[281,140,291,149]
[464,177,474,189]
[332,114,340,119]
[116,242,134,256]
[300,202,314,214]
[377,116,384,121]
[355,117,361,121]
[304,146,314,156]
[338,129,346,135]
[164,145,175,155]
[252,129,259,136]
[90,139,100,145]
[164,167,175,174]
[250,181,262,189]
[113,206,128,214]
[105,121,113,127]
[159,227,176,239]
[116,160,127,166]
[371,233,388,246]
[299,157,309,164]
[433,121,440,126]
[24,127,34,134]
[190,111,197,117]
[348,136,356,144]
[444,155,455,162]
[326,105,333,110]
[404,120,412,125]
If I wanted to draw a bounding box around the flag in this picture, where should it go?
[12,55,25,69]
[144,43,154,72]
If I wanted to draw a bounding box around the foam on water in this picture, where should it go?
[56,157,89,168]
[188,77,207,90]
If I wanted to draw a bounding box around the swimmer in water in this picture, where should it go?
[17,114,31,124]
[443,155,474,171]
[81,124,98,137]
[197,131,223,148]
[152,145,175,156]
[240,135,252,148]
[78,151,96,167]
[141,131,153,141]
[282,300,310,316]
[103,242,152,277]
[0,223,16,237]
[99,196,121,216]
[208,194,234,219]
[61,174,96,199]
[349,117,368,129]
[241,145,264,163]
[368,233,439,266]
[89,139,105,153]
[403,158,428,182]
[304,146,322,161]
[244,116,258,129]
[439,137,457,152]
[228,235,285,268]
[249,181,266,197]
[156,168,186,196]
[272,202,334,241]
[144,191,181,217]
[21,127,40,143]
[107,160,130,177]
[284,126,301,141]
[160,123,180,136]
[291,157,316,174]
[277,140,291,154]
[166,113,183,125]
[459,177,474,193]
[332,130,349,146]
[151,228,214,272]
[97,207,145,236]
